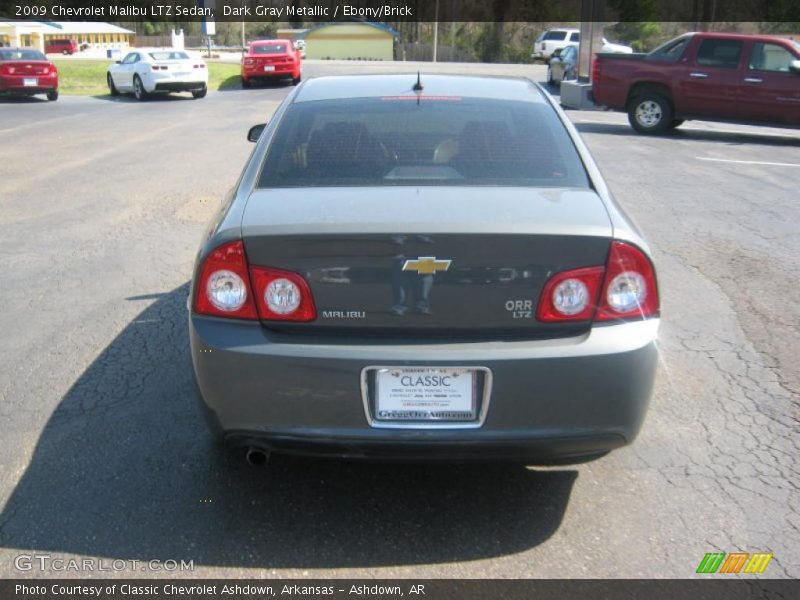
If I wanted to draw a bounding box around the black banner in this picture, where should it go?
[3,0,800,22]
[3,580,800,600]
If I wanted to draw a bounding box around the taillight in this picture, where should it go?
[194,241,258,320]
[2,65,15,75]
[537,240,658,322]
[537,267,604,322]
[243,58,254,66]
[249,267,317,322]
[596,241,659,320]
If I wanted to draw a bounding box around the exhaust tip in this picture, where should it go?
[245,447,270,467]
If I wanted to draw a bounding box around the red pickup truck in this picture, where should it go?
[591,32,800,134]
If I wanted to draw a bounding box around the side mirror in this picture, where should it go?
[247,123,266,143]
[790,59,800,74]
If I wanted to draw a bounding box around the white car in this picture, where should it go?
[293,39,307,59]
[107,48,208,100]
[533,29,580,62]
[602,39,634,54]
[533,29,633,62]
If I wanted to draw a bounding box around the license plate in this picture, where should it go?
[263,65,275,72]
[23,78,37,87]
[375,367,476,422]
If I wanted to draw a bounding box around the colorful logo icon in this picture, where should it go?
[402,257,452,275]
[696,552,772,574]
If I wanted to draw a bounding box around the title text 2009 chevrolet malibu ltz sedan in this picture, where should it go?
[189,75,660,464]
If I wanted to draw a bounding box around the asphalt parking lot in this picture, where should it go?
[0,60,798,579]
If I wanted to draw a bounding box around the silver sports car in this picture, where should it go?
[189,74,659,464]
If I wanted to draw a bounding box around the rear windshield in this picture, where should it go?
[648,36,690,62]
[148,51,190,60]
[543,31,568,41]
[0,49,45,61]
[252,44,287,54]
[258,96,590,188]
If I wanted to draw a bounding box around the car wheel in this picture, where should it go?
[669,119,685,129]
[62,50,69,55]
[107,73,119,96]
[133,75,147,101]
[292,74,302,86]
[628,93,673,135]
[46,90,58,101]
[192,85,207,99]
[241,77,251,89]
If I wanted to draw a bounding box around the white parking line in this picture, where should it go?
[696,157,800,168]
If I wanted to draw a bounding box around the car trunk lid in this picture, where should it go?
[241,186,612,337]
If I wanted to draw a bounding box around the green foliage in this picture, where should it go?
[759,22,800,34]
[609,22,662,52]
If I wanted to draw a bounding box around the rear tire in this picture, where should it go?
[628,93,673,135]
[192,85,207,99]
[292,74,301,86]
[133,75,147,101]
[241,77,251,88]
[107,73,119,96]
[669,118,685,129]
[46,90,58,101]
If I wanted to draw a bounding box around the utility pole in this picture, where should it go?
[432,0,439,62]
[240,0,246,50]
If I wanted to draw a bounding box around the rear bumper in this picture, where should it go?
[190,316,658,462]
[242,65,299,80]
[143,72,207,93]
[0,75,57,94]
[224,430,625,462]
[153,81,206,92]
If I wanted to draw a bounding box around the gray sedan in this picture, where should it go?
[189,74,659,465]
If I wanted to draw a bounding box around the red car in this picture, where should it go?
[0,48,59,101]
[45,38,79,55]
[241,39,302,88]
[592,32,800,133]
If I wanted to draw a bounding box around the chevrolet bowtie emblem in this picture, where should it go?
[402,256,452,275]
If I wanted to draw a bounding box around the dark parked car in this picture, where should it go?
[0,48,58,101]
[189,75,660,465]
[592,32,800,133]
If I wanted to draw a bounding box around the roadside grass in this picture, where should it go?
[209,63,241,90]
[53,60,241,95]
[53,60,113,95]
